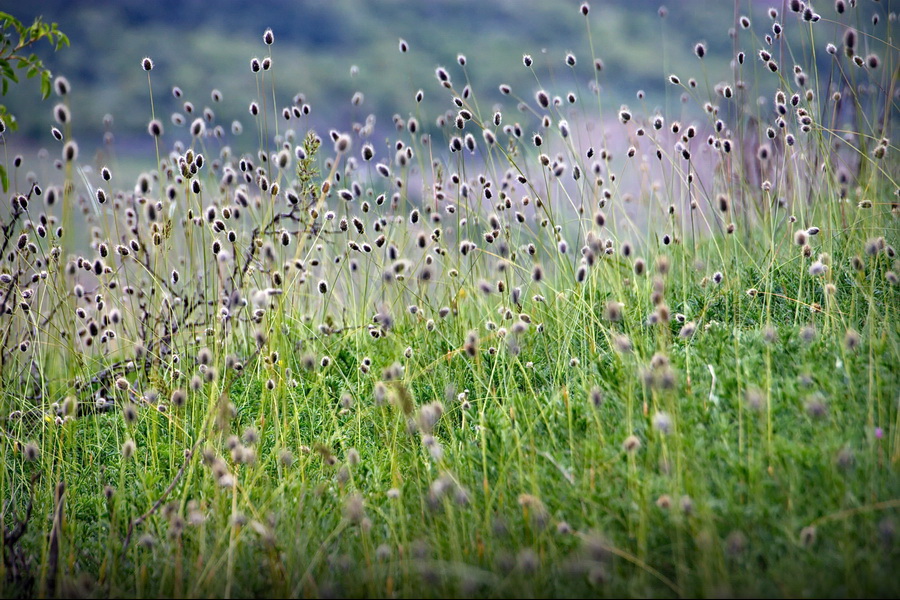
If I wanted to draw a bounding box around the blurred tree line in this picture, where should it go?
[1,0,837,158]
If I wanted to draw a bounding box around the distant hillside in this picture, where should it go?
[3,0,864,160]
[3,1,739,150]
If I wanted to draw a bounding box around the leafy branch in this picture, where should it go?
[0,11,68,191]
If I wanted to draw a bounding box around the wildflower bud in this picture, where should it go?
[122,439,136,459]
[809,261,826,276]
[603,301,623,322]
[63,141,78,162]
[844,28,857,52]
[844,328,860,351]
[799,526,816,547]
[622,435,641,453]
[631,258,645,276]
[53,76,70,97]
[190,118,206,137]
[141,57,154,71]
[53,104,72,127]
[334,134,351,154]
[652,412,672,435]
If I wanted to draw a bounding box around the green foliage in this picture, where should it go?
[0,11,68,192]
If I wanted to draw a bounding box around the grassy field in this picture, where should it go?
[0,2,898,598]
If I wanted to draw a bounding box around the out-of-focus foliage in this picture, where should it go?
[0,11,68,190]
[4,0,738,151]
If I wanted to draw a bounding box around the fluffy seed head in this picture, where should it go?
[54,103,70,125]
[652,412,672,435]
[63,141,78,162]
[622,435,641,453]
[844,28,857,51]
[24,441,40,462]
[53,76,70,96]
[190,118,206,137]
[122,439,136,459]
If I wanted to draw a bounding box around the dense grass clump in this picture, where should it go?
[0,2,898,598]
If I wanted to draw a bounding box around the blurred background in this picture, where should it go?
[2,1,741,152]
[0,0,885,167]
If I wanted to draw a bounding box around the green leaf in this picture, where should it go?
[1,12,21,36]
[0,105,16,132]
[0,164,8,194]
[0,14,66,100]
[40,70,50,99]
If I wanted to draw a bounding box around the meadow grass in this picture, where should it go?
[0,2,898,597]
